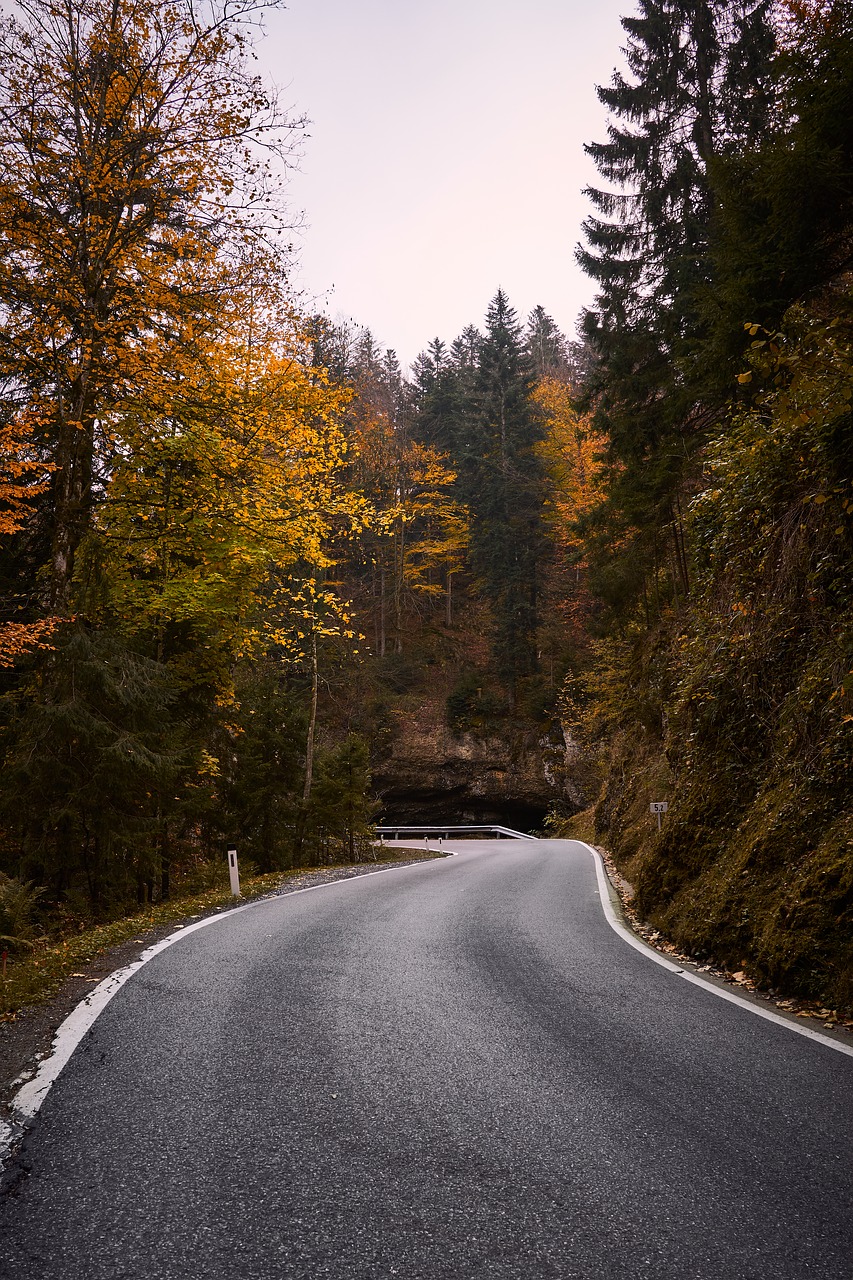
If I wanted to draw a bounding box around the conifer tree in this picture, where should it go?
[526,306,568,379]
[706,0,853,359]
[410,338,467,456]
[308,735,377,863]
[458,292,547,703]
[216,661,306,873]
[580,0,774,344]
[0,630,181,906]
[576,0,776,620]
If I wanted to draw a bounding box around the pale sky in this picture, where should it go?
[261,0,632,367]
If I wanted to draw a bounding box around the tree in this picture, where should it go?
[410,338,460,455]
[0,3,392,912]
[0,0,301,613]
[308,735,377,864]
[344,392,465,653]
[316,319,471,653]
[458,291,547,702]
[534,375,607,660]
[84,329,360,671]
[214,658,307,873]
[526,306,568,379]
[580,1,774,342]
[705,0,853,362]
[0,411,57,663]
[0,628,180,907]
[575,0,777,624]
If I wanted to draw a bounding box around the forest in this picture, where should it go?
[0,0,851,1012]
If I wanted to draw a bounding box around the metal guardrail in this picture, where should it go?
[376,824,538,841]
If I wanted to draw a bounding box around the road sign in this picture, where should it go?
[650,801,668,831]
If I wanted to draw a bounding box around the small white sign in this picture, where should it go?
[650,802,669,814]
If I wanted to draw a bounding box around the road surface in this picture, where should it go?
[1,839,851,1278]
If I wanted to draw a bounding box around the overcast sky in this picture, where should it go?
[261,0,631,367]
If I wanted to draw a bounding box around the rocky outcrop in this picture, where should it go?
[372,697,583,832]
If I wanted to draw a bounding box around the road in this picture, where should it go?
[1,839,851,1279]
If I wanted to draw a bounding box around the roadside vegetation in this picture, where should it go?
[0,0,850,1015]
[551,0,853,1012]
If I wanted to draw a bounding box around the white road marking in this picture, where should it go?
[0,860,440,1161]
[3,839,849,1164]
[579,840,853,1060]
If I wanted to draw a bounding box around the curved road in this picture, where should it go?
[1,840,851,1278]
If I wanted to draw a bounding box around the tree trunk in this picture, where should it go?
[302,626,318,805]
[691,1,717,165]
[394,518,404,653]
[50,411,96,611]
[160,820,170,901]
[671,496,690,596]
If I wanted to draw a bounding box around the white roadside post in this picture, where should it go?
[650,801,669,832]
[227,846,241,898]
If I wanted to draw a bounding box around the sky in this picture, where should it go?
[260,0,632,368]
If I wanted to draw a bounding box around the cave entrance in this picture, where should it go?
[376,791,548,836]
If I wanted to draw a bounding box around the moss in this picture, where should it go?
[598,725,853,1011]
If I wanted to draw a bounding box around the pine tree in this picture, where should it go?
[576,0,777,621]
[525,306,569,379]
[0,629,181,908]
[706,0,853,361]
[458,292,547,703]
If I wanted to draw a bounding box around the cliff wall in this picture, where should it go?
[372,694,582,831]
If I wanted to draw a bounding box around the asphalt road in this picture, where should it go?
[1,839,851,1279]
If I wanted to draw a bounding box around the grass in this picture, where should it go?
[0,847,441,1020]
[561,806,598,845]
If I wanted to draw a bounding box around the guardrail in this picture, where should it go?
[376,824,537,841]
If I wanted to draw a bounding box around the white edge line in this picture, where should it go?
[1,857,444,1157]
[577,840,853,1060]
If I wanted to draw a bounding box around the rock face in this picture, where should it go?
[372,698,580,833]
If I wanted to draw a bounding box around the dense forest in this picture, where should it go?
[0,0,850,1010]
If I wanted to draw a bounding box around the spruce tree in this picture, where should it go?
[458,292,547,704]
[525,306,568,379]
[706,1,853,360]
[580,0,774,341]
[307,735,376,863]
[410,338,463,455]
[216,661,306,873]
[576,0,776,620]
[0,630,181,908]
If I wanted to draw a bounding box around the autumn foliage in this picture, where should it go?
[0,0,373,909]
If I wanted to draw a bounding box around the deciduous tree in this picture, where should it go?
[0,0,301,612]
